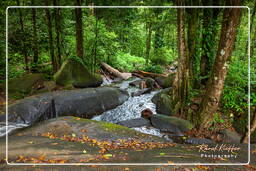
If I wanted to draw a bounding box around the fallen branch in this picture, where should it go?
[101,62,132,80]
[133,70,168,79]
[242,108,256,143]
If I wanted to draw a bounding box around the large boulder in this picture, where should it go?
[152,88,172,115]
[54,58,103,88]
[7,73,45,97]
[117,118,151,128]
[0,87,129,127]
[155,73,175,88]
[150,114,194,134]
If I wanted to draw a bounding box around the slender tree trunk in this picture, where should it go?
[197,0,242,130]
[75,0,84,59]
[45,0,57,73]
[245,0,256,55]
[242,108,256,143]
[53,0,62,70]
[171,0,189,116]
[17,0,29,71]
[186,0,199,85]
[31,0,39,65]
[145,22,152,65]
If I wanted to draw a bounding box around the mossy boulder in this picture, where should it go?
[7,73,45,98]
[155,73,175,88]
[54,58,103,88]
[151,114,194,133]
[152,88,173,115]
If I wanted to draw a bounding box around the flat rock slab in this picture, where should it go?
[117,118,151,128]
[0,116,251,165]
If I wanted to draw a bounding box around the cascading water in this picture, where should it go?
[93,77,164,137]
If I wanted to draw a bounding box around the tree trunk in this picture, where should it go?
[75,0,84,59]
[245,0,256,55]
[171,0,190,116]
[53,0,62,70]
[101,62,132,80]
[200,0,221,85]
[145,22,152,65]
[31,0,39,65]
[197,0,242,130]
[45,0,57,73]
[16,0,29,71]
[242,108,256,143]
[186,0,199,84]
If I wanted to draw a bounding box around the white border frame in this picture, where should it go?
[5,6,251,166]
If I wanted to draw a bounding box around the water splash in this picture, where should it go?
[0,122,28,137]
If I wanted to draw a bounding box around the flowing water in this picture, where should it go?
[0,77,163,138]
[93,77,163,137]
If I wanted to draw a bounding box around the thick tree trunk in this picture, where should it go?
[145,22,152,65]
[31,0,39,65]
[75,0,84,59]
[17,0,29,71]
[242,108,256,143]
[53,0,62,70]
[45,0,57,73]
[198,0,242,130]
[186,0,199,84]
[171,0,190,116]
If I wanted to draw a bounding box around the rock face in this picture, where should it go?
[7,73,45,97]
[117,118,151,128]
[54,58,103,88]
[0,87,129,126]
[152,88,172,115]
[150,114,194,134]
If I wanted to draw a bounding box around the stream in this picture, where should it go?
[93,77,164,137]
[0,77,163,138]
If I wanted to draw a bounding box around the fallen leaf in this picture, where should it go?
[159,152,165,156]
[83,150,87,154]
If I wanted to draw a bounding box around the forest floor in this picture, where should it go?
[0,116,255,171]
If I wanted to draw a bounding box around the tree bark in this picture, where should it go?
[200,0,221,84]
[242,108,256,143]
[31,0,39,65]
[53,0,62,70]
[171,0,190,116]
[16,0,29,71]
[186,0,199,84]
[198,0,242,130]
[145,22,152,65]
[75,0,84,59]
[245,0,256,55]
[45,0,57,73]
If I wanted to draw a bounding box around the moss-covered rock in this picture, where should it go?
[54,58,103,88]
[151,114,194,133]
[163,73,175,88]
[7,73,45,98]
[152,88,173,116]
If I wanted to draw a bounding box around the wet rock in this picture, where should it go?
[54,58,103,88]
[154,76,166,88]
[220,129,242,143]
[117,118,151,128]
[141,108,153,119]
[1,87,129,127]
[152,89,173,116]
[150,114,194,133]
[131,88,151,97]
[184,137,214,145]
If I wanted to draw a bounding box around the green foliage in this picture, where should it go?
[151,47,175,65]
[110,52,146,72]
[143,65,164,74]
